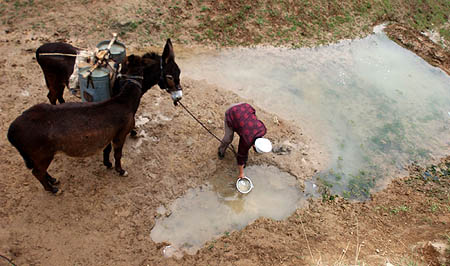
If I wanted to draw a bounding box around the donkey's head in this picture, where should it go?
[118,54,149,91]
[159,39,182,104]
[142,39,182,104]
[121,55,145,75]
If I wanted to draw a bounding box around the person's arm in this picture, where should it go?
[237,164,245,179]
[236,138,250,179]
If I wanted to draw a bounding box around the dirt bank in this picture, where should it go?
[385,23,450,76]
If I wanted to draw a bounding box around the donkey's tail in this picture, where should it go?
[7,124,34,169]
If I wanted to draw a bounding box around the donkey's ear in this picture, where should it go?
[162,38,174,64]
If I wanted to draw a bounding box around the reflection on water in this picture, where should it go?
[179,30,450,198]
[150,165,312,258]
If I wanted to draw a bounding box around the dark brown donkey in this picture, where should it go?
[36,42,78,104]
[7,55,158,194]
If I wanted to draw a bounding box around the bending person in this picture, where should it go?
[218,103,272,180]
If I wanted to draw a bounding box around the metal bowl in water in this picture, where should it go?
[236,176,254,194]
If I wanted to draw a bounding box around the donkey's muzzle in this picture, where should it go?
[171,89,183,102]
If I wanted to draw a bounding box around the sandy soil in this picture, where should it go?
[0,2,449,266]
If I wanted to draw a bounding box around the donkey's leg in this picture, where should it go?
[112,136,128,176]
[56,83,65,104]
[129,115,139,138]
[47,90,58,105]
[32,158,58,194]
[31,156,58,193]
[44,75,58,105]
[32,168,56,193]
[45,173,60,185]
[103,143,113,169]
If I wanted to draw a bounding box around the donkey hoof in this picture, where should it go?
[48,186,59,194]
[49,177,60,185]
[119,170,128,177]
[130,129,138,138]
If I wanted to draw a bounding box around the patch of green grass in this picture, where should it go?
[440,27,450,42]
[255,16,265,26]
[390,205,409,214]
[13,0,34,9]
[405,260,419,266]
[375,205,389,212]
[110,19,139,36]
[191,32,202,42]
[4,0,450,49]
[173,0,431,46]
[200,6,210,12]
[408,0,450,31]
[204,28,215,39]
[356,2,372,14]
[430,202,440,213]
[381,0,393,14]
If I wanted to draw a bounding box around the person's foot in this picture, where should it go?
[218,149,225,159]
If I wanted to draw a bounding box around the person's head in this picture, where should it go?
[254,138,272,153]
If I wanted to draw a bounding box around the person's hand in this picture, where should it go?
[238,164,245,179]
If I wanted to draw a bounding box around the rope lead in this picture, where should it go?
[178,101,237,156]
[0,254,16,266]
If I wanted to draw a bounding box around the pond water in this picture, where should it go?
[150,165,315,258]
[179,28,450,198]
[151,28,450,258]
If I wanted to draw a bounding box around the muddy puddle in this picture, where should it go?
[179,26,450,198]
[150,165,316,258]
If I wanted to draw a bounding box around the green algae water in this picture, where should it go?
[151,27,450,258]
[179,28,450,199]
